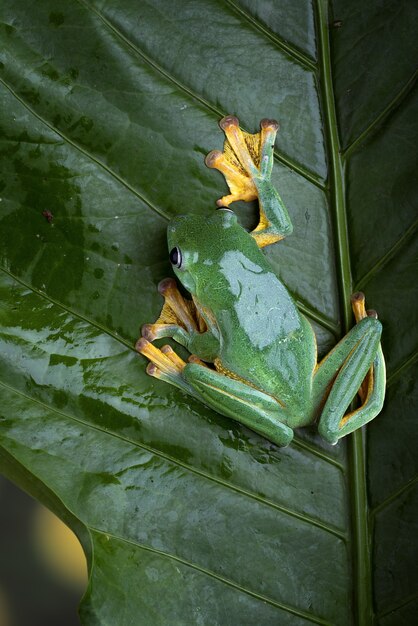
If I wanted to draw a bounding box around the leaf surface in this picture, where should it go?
[0,1,416,624]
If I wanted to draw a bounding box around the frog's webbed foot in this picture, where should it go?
[205,116,277,205]
[205,116,293,248]
[141,277,207,342]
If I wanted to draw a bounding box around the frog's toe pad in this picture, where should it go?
[158,277,177,295]
[146,362,160,377]
[141,323,157,341]
[351,291,365,304]
[156,277,203,332]
[160,344,187,369]
[351,291,367,322]
[260,118,279,132]
[142,322,185,341]
[219,115,240,130]
[205,150,223,169]
[351,292,379,323]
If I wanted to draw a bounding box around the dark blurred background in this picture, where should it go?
[0,475,87,626]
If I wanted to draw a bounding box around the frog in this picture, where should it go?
[136,115,386,447]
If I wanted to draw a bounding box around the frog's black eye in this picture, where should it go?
[169,246,182,269]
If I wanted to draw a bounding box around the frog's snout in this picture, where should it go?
[168,215,189,232]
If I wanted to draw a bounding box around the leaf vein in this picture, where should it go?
[387,350,418,387]
[90,527,334,625]
[354,218,418,291]
[0,76,170,222]
[1,266,134,352]
[343,69,418,158]
[76,0,326,189]
[0,378,346,540]
[223,0,317,71]
[376,589,418,620]
[1,266,345,468]
[0,55,336,334]
[292,295,339,334]
[370,475,418,518]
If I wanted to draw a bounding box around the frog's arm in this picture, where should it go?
[205,116,292,248]
[141,278,220,362]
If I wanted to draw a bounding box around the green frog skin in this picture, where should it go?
[137,116,385,447]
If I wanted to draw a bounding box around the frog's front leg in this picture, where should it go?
[205,116,293,247]
[141,277,219,361]
[138,338,294,448]
[136,339,202,397]
[313,292,386,445]
[142,277,202,339]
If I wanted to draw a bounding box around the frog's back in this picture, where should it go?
[214,250,317,409]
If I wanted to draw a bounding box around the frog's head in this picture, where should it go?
[167,208,240,296]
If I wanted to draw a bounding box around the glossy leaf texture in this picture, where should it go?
[0,1,416,624]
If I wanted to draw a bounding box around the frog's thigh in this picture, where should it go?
[314,317,385,445]
[313,317,380,400]
[183,363,294,447]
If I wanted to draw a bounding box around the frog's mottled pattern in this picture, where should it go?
[137,116,386,447]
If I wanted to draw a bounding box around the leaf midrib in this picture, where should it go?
[29,0,414,329]
[315,2,418,623]
[314,2,371,624]
[1,3,414,622]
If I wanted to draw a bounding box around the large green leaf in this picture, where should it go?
[0,1,416,623]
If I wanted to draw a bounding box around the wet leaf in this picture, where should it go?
[1,1,417,623]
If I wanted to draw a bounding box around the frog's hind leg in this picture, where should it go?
[183,363,294,447]
[137,340,293,446]
[205,116,293,248]
[313,292,386,445]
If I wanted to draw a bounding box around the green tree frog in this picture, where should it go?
[137,116,385,447]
